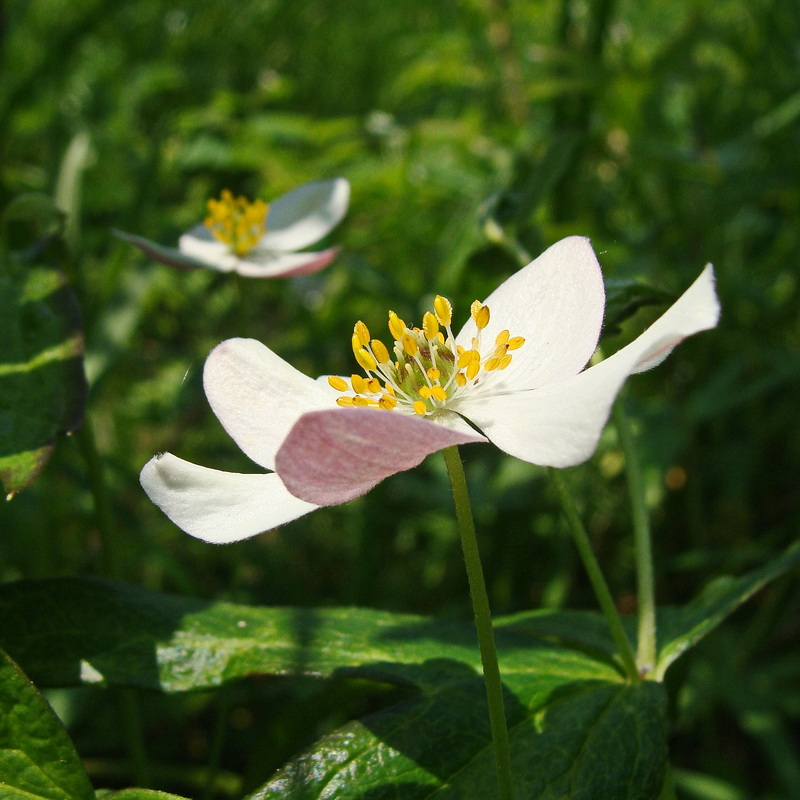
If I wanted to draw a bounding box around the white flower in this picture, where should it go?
[118,178,350,278]
[141,236,719,543]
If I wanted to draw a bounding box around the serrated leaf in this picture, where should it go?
[0,647,93,800]
[0,264,86,497]
[655,540,800,679]
[113,231,208,271]
[0,579,668,800]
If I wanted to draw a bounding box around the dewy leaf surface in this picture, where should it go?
[655,540,800,679]
[0,578,668,800]
[0,647,94,800]
[0,264,86,497]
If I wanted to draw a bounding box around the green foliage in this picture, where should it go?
[0,648,93,800]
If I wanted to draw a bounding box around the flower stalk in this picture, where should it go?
[443,445,515,800]
[548,467,640,683]
[613,400,657,676]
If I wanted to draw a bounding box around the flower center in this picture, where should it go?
[328,295,525,417]
[204,190,269,257]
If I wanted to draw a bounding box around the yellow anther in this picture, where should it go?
[436,331,445,345]
[466,361,480,380]
[384,383,396,395]
[203,191,268,256]
[328,376,349,392]
[413,400,427,415]
[419,386,433,399]
[336,397,354,407]
[401,333,418,357]
[496,354,512,370]
[365,378,381,393]
[353,396,376,407]
[427,368,441,381]
[431,385,447,402]
[379,395,398,410]
[371,339,390,363]
[493,343,509,358]
[351,333,362,357]
[507,336,525,350]
[422,311,439,339]
[354,321,371,346]
[484,358,500,372]
[351,374,367,394]
[495,330,510,346]
[388,311,406,340]
[355,348,377,372]
[471,301,490,330]
[455,373,467,387]
[457,349,480,369]
[434,295,453,326]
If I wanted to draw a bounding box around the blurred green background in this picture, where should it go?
[1,0,798,797]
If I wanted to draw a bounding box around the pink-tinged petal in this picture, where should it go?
[260,178,350,252]
[459,266,720,467]
[456,236,605,391]
[275,408,486,506]
[203,339,335,471]
[235,247,340,278]
[114,230,211,271]
[140,454,317,544]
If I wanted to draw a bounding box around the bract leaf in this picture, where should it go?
[0,647,93,800]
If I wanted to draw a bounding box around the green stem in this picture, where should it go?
[443,446,515,800]
[613,401,657,676]
[548,467,640,682]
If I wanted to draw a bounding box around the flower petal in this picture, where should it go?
[456,236,605,390]
[260,178,350,252]
[114,230,212,270]
[234,247,340,278]
[203,338,335,471]
[459,265,720,468]
[140,453,317,543]
[179,226,238,271]
[275,407,486,505]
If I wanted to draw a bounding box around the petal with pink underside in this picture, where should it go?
[275,408,486,506]
[140,453,317,544]
[455,236,605,391]
[179,227,238,271]
[234,247,340,278]
[460,265,719,468]
[260,178,350,252]
[203,338,335,471]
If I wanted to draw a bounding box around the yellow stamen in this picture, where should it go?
[457,349,480,369]
[431,385,447,402]
[507,336,525,350]
[354,321,370,346]
[379,395,398,410]
[455,373,467,387]
[204,191,269,256]
[422,311,439,339]
[336,397,354,407]
[434,295,452,326]
[413,400,427,415]
[371,339,390,363]
[401,333,418,357]
[466,361,480,380]
[419,386,433,399]
[365,377,381,393]
[471,301,490,330]
[427,368,441,381]
[496,354,512,370]
[351,374,367,394]
[355,348,377,372]
[388,311,406,340]
[484,358,500,371]
[495,330,510,346]
[328,376,348,392]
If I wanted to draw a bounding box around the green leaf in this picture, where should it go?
[95,791,189,800]
[0,264,86,498]
[0,647,93,800]
[602,279,674,338]
[655,540,800,679]
[112,231,209,271]
[0,579,668,800]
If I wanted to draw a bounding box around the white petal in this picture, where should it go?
[178,227,238,271]
[455,236,605,391]
[460,265,720,467]
[260,178,350,252]
[140,454,317,543]
[234,248,339,278]
[203,338,335,471]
